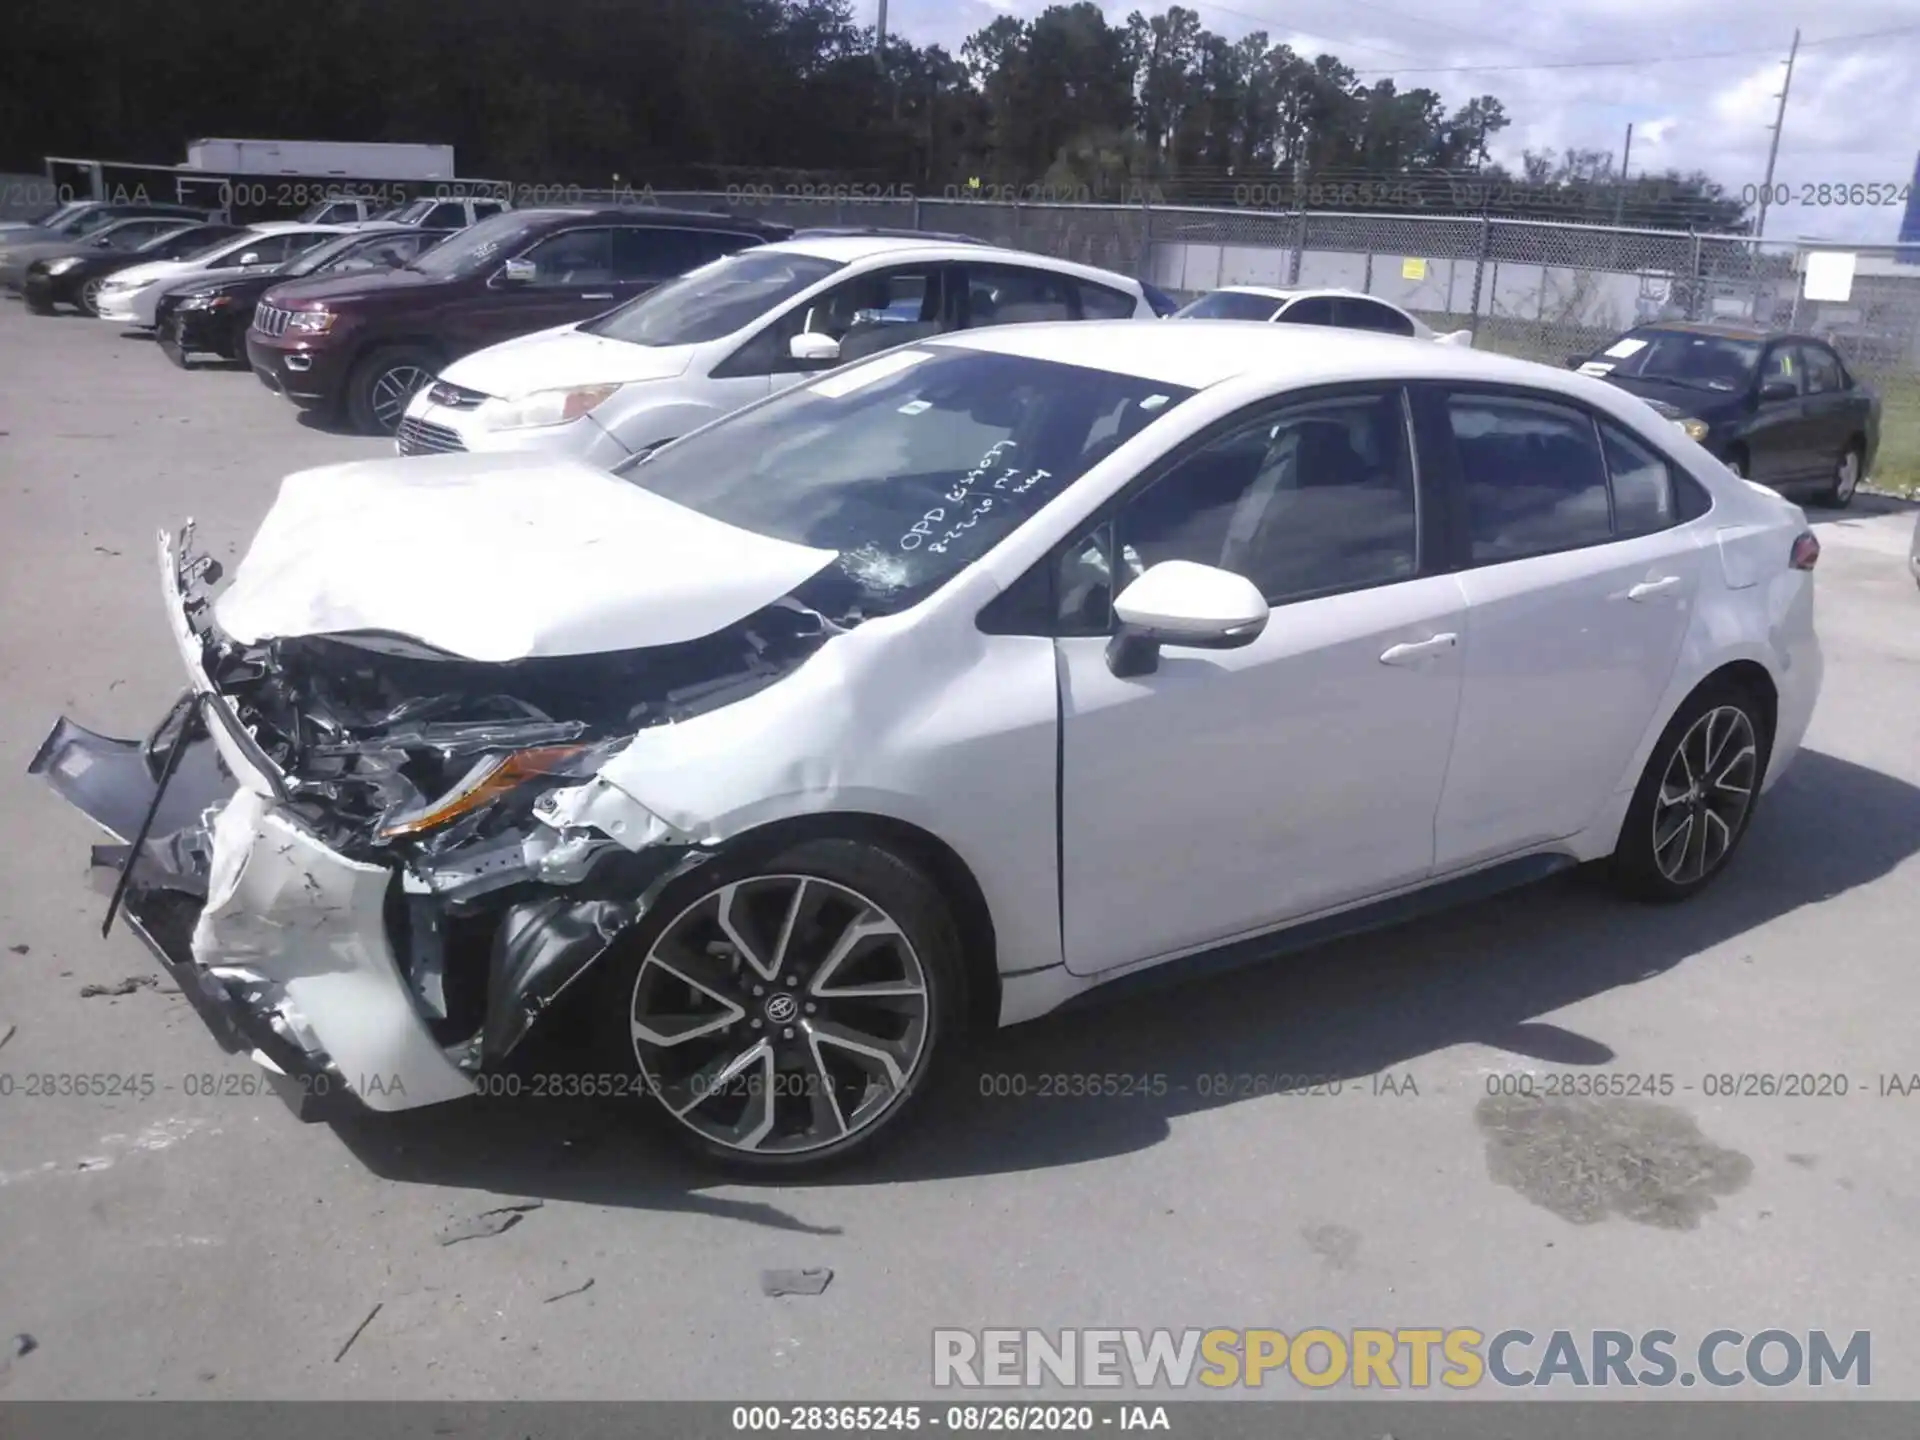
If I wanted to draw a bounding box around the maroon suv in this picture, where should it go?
[245,207,791,434]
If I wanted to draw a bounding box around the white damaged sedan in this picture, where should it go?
[32,322,1823,1170]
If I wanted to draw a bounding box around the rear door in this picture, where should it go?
[957,262,1079,328]
[1424,386,1706,870]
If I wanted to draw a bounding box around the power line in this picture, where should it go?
[1344,21,1920,76]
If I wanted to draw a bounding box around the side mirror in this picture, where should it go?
[790,331,841,365]
[499,256,537,285]
[1758,378,1798,402]
[1105,561,1269,678]
[236,251,260,265]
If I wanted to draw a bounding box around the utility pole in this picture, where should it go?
[1611,122,1634,227]
[1754,28,1799,241]
[876,0,888,69]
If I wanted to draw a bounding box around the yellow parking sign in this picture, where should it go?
[1402,257,1428,280]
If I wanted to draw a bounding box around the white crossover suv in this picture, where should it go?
[395,233,1166,464]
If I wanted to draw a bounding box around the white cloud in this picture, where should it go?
[889,0,1920,241]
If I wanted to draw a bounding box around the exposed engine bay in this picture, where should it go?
[31,515,854,1111]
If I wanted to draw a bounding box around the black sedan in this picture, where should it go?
[154,225,457,364]
[1569,322,1880,507]
[0,215,214,294]
[22,222,246,316]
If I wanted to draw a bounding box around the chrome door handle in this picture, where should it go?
[1380,633,1459,665]
[1627,576,1683,601]
[581,292,614,300]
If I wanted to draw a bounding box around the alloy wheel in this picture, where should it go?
[628,875,931,1156]
[1651,705,1757,886]
[369,364,432,431]
[79,278,104,316]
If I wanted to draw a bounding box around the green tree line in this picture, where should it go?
[0,0,1748,229]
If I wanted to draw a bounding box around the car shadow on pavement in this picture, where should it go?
[293,408,360,437]
[329,747,1920,1210]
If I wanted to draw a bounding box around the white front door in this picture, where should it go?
[1051,386,1470,976]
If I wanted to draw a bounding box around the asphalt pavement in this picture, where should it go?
[1,299,1918,1402]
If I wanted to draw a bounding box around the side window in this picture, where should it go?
[286,231,332,257]
[423,202,470,229]
[1275,296,1338,326]
[1599,422,1678,537]
[1061,389,1418,623]
[964,265,1076,326]
[743,265,944,375]
[521,228,614,285]
[1075,281,1138,320]
[1759,344,1802,395]
[472,201,505,219]
[1338,298,1416,336]
[612,227,753,283]
[1448,394,1612,563]
[1800,344,1842,394]
[212,235,285,267]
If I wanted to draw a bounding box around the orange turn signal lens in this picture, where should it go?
[377,745,590,839]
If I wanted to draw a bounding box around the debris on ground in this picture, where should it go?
[93,546,121,556]
[333,1303,382,1363]
[0,1025,14,1055]
[79,976,159,998]
[436,1200,544,1247]
[761,1267,833,1297]
[542,1277,595,1304]
[10,1336,35,1359]
[6,944,27,955]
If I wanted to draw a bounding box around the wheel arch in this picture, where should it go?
[708,809,1002,1037]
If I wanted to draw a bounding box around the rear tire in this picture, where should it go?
[1610,680,1771,903]
[1812,440,1863,509]
[345,345,439,435]
[592,837,969,1174]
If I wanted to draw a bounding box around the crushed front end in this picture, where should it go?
[28,523,834,1117]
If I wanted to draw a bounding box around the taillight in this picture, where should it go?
[1790,532,1820,571]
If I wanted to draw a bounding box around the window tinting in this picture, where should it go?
[1276,296,1338,326]
[965,265,1075,325]
[1600,422,1677,537]
[1760,344,1801,395]
[583,249,843,348]
[1801,344,1843,394]
[1117,390,1417,605]
[1449,396,1612,562]
[1173,291,1284,321]
[1076,281,1139,320]
[525,228,613,285]
[613,227,758,282]
[1338,298,1416,336]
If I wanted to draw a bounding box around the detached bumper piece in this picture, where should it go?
[31,711,479,1119]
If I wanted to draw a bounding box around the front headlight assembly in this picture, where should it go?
[43,257,82,276]
[177,292,231,311]
[1673,417,1710,444]
[285,309,335,334]
[484,384,622,431]
[374,739,626,842]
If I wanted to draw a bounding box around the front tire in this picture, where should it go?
[345,345,439,435]
[1813,440,1863,509]
[593,837,969,1172]
[1611,681,1771,902]
[76,278,105,318]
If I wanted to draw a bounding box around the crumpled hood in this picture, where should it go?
[212,452,839,663]
[439,326,696,398]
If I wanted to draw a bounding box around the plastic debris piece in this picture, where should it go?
[333,1304,381,1363]
[79,976,159,998]
[542,1277,596,1304]
[761,1267,833,1297]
